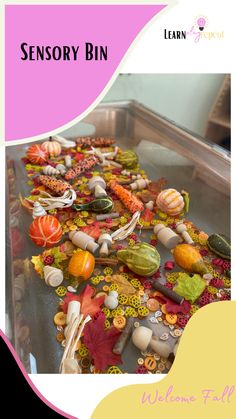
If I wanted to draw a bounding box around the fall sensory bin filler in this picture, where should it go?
[21,136,231,374]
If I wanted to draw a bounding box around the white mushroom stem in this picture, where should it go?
[111,211,141,241]
[65,155,72,168]
[56,164,67,175]
[38,189,76,210]
[88,176,107,198]
[176,222,194,244]
[145,201,154,210]
[94,184,107,197]
[98,233,113,256]
[130,179,151,191]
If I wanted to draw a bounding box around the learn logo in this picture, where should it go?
[164,15,224,43]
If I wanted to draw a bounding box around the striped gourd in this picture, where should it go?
[115,150,138,169]
[117,242,160,277]
[156,188,185,216]
[73,197,113,213]
[207,234,231,259]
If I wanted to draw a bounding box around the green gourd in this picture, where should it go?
[73,197,113,213]
[207,234,231,260]
[117,242,161,277]
[115,150,138,169]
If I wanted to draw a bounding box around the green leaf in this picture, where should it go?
[173,273,206,303]
[31,255,44,278]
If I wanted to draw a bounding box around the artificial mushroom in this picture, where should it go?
[176,221,194,244]
[130,178,151,191]
[132,326,172,358]
[145,200,154,211]
[98,233,113,256]
[64,155,72,168]
[88,176,107,198]
[56,164,67,176]
[154,223,180,249]
[43,266,64,287]
[69,230,99,254]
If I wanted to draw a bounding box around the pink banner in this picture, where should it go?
[5,5,166,141]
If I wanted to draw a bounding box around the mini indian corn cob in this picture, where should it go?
[109,180,144,213]
[39,175,71,195]
[65,156,97,180]
[76,137,115,148]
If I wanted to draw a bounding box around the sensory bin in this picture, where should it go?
[19,136,230,374]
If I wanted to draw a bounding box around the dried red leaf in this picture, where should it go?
[80,222,101,240]
[165,299,191,314]
[141,208,154,223]
[83,313,122,371]
[78,285,105,317]
[61,285,104,317]
[148,178,167,195]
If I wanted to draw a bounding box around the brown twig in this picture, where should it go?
[95,258,118,266]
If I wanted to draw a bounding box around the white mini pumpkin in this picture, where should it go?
[156,188,184,216]
[42,138,61,157]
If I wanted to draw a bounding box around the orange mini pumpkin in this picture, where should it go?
[68,251,95,281]
[29,215,62,247]
[42,139,61,157]
[27,144,49,165]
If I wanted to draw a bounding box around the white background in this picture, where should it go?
[1,0,234,418]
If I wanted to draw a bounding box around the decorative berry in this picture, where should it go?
[135,365,148,374]
[177,314,189,328]
[43,255,55,265]
[164,261,175,270]
[198,291,211,307]
[143,280,152,289]
[210,278,224,288]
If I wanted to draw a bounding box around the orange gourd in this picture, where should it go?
[27,144,49,165]
[173,244,208,275]
[68,251,95,280]
[29,215,62,247]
